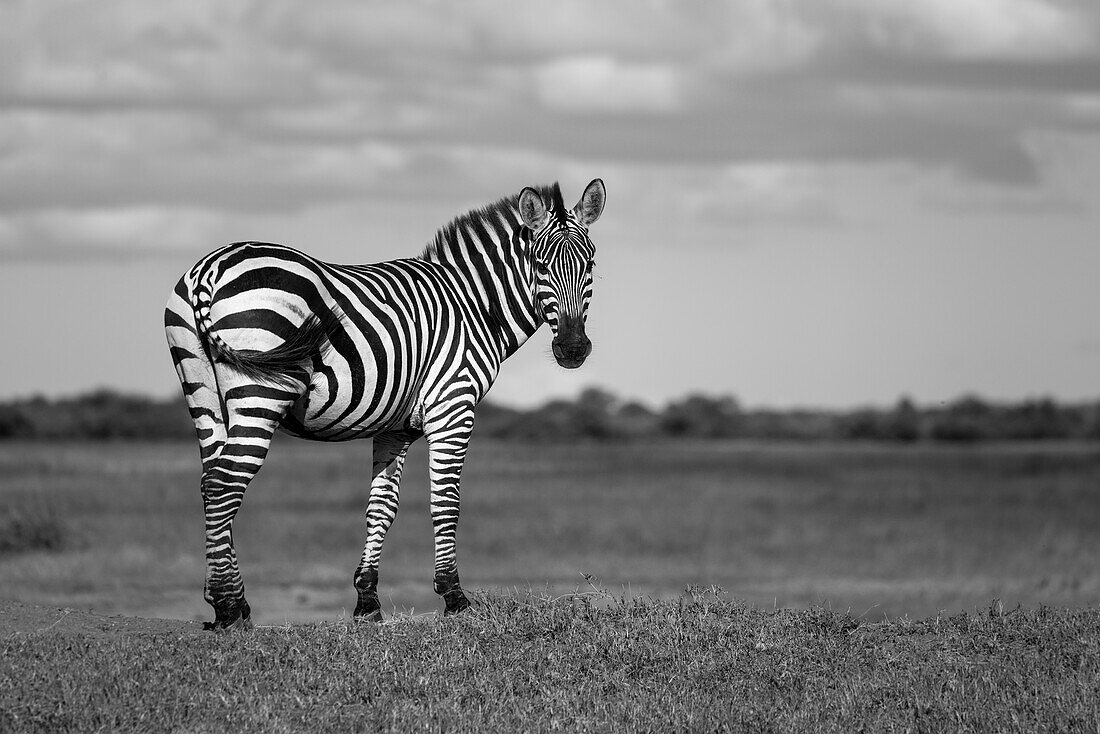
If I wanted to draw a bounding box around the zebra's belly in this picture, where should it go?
[279,361,420,441]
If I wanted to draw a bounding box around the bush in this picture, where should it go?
[661,394,743,438]
[840,397,922,441]
[0,389,1097,443]
[930,395,992,442]
[0,390,192,440]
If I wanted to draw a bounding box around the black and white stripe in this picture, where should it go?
[164,180,606,627]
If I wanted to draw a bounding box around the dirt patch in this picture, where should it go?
[0,598,205,638]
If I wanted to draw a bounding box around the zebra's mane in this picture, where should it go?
[419,183,565,261]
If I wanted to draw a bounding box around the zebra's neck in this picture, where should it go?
[418,196,542,362]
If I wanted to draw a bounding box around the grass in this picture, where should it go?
[1,439,1099,622]
[3,440,1099,731]
[2,588,1098,733]
[0,503,66,555]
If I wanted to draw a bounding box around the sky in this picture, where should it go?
[2,0,1100,409]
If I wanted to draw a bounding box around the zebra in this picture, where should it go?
[164,180,606,629]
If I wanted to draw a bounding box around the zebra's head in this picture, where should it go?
[518,179,606,369]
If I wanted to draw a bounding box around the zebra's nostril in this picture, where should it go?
[552,338,589,364]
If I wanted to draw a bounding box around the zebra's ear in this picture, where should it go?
[518,187,549,231]
[573,178,605,227]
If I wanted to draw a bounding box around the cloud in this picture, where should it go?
[0,110,411,212]
[0,2,318,111]
[829,0,1098,60]
[920,130,1097,213]
[0,142,621,262]
[0,205,227,260]
[1063,93,1100,121]
[679,164,841,228]
[533,57,683,114]
[3,0,1100,262]
[924,186,1083,215]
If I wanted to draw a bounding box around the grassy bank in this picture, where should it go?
[3,590,1099,733]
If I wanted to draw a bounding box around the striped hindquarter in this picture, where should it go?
[164,180,606,627]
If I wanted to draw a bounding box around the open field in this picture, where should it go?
[1,438,1098,624]
[3,592,1099,733]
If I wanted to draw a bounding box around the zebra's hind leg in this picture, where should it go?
[353,432,414,621]
[166,282,228,475]
[200,383,300,631]
[166,291,236,626]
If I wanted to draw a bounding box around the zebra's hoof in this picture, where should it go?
[443,591,471,616]
[353,597,383,622]
[222,614,254,632]
[205,598,252,632]
[204,613,254,632]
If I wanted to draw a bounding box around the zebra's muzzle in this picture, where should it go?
[551,332,591,369]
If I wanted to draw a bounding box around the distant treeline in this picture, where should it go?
[1,388,1099,442]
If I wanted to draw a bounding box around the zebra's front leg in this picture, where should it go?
[426,406,475,616]
[353,432,413,621]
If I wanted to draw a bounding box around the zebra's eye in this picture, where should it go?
[587,260,596,273]
[535,260,549,275]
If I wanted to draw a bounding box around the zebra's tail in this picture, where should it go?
[190,281,340,390]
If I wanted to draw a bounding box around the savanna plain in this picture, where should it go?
[2,439,1099,731]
